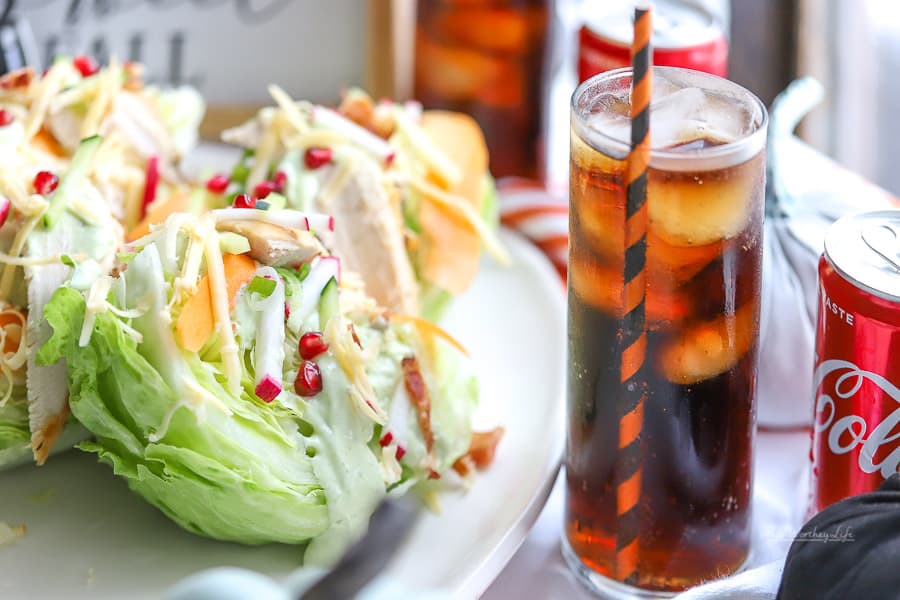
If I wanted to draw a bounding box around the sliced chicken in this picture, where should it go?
[315,160,419,315]
[26,213,120,464]
[217,220,325,267]
[26,254,74,465]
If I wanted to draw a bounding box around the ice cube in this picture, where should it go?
[659,302,756,384]
[649,87,709,149]
[647,150,762,247]
[569,251,693,325]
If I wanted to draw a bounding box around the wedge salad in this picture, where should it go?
[1,58,505,562]
[0,57,203,467]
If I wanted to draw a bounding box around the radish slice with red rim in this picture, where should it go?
[251,265,286,402]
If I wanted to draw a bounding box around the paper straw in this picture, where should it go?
[615,4,652,585]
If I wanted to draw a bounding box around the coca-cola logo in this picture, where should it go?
[814,360,900,479]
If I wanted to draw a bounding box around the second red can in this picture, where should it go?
[809,210,900,515]
[578,0,728,83]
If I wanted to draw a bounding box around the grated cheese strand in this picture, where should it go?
[246,114,281,191]
[22,62,72,142]
[394,109,462,188]
[268,84,310,136]
[81,59,122,139]
[325,316,388,425]
[202,225,241,396]
[79,275,112,347]
[407,176,511,266]
[0,212,43,302]
[316,155,356,208]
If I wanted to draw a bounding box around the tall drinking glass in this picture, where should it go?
[564,67,768,597]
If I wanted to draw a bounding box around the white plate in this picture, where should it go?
[0,229,566,599]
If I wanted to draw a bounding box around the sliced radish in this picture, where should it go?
[387,382,411,451]
[0,196,10,228]
[213,208,334,232]
[296,255,341,324]
[311,105,394,165]
[140,155,160,219]
[251,266,286,402]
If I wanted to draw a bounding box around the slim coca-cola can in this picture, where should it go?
[578,0,728,83]
[809,210,900,515]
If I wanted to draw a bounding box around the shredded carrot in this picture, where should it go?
[175,253,256,352]
[390,314,468,356]
[127,191,192,242]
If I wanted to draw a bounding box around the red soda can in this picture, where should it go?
[809,210,900,514]
[578,0,728,83]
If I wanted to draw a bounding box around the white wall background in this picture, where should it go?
[16,0,365,105]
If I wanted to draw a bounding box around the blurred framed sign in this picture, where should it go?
[8,0,363,105]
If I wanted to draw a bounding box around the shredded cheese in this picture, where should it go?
[325,316,388,424]
[201,223,242,396]
[406,176,511,265]
[282,129,347,151]
[0,212,43,302]
[22,62,72,142]
[393,109,462,188]
[380,443,402,485]
[78,275,112,347]
[316,154,355,208]
[81,59,122,139]
[246,113,282,191]
[268,84,310,135]
[0,171,48,217]
[0,251,86,266]
[0,305,26,406]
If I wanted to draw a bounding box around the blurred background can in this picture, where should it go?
[414,0,550,180]
[809,210,900,515]
[577,0,728,83]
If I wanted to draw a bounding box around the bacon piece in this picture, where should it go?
[0,67,33,90]
[348,323,363,349]
[453,427,505,477]
[401,355,436,476]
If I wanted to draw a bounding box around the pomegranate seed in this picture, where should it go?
[33,171,59,195]
[299,332,329,360]
[304,147,333,169]
[294,360,323,397]
[232,193,256,209]
[253,180,276,199]
[73,55,99,77]
[254,376,282,403]
[273,170,287,192]
[395,446,407,461]
[140,156,159,218]
[379,432,393,447]
[0,109,13,127]
[0,197,10,228]
[206,174,229,194]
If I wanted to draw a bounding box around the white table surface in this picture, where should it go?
[482,430,811,599]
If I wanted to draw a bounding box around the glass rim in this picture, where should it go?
[571,66,769,164]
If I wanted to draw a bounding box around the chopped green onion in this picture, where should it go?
[297,262,311,281]
[61,254,76,268]
[248,275,277,298]
[229,149,255,186]
[116,251,136,263]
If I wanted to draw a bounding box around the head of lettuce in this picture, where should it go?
[36,209,480,565]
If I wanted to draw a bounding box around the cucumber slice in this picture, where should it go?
[44,135,103,229]
[318,276,339,329]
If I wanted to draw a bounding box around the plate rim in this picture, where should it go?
[451,228,566,598]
